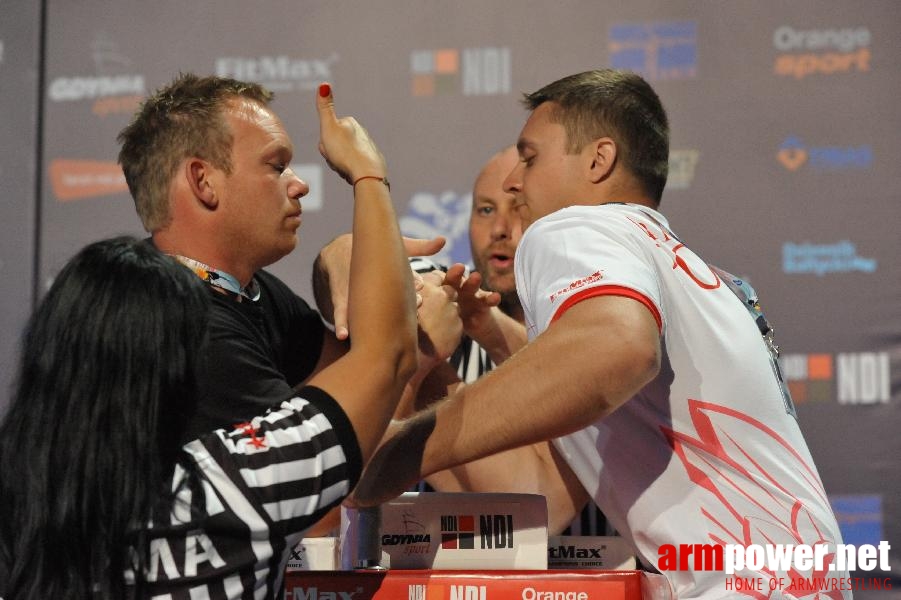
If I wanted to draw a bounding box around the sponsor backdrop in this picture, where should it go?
[0,2,42,413]
[1,0,899,585]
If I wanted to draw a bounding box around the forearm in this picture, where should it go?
[396,358,460,419]
[352,295,660,505]
[348,180,417,363]
[310,85,418,461]
[408,297,660,479]
[465,307,527,364]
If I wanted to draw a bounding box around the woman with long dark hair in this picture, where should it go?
[0,236,209,597]
[0,84,419,598]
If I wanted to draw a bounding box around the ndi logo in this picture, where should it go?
[780,352,890,405]
[779,353,833,404]
[440,514,475,549]
[773,25,871,79]
[777,137,872,171]
[410,47,511,97]
[609,20,697,81]
[440,514,514,550]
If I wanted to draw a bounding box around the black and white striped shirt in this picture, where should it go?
[131,386,360,599]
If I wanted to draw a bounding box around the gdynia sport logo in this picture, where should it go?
[657,541,892,592]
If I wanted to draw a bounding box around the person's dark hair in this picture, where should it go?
[0,236,210,599]
[117,72,274,232]
[523,69,670,204]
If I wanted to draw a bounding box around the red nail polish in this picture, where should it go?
[319,83,331,97]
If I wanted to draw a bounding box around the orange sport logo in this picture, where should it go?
[773,25,871,79]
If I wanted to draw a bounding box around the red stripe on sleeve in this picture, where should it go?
[550,285,662,332]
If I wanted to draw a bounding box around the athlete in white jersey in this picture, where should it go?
[517,202,847,598]
[351,69,848,600]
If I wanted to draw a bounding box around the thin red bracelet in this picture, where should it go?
[352,175,390,191]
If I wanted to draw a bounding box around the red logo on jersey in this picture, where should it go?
[549,270,603,303]
[627,215,721,289]
[661,400,840,593]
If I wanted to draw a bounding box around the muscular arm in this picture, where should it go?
[426,441,590,534]
[399,337,586,534]
[303,86,418,461]
[351,293,661,505]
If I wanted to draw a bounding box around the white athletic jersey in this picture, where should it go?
[515,204,848,600]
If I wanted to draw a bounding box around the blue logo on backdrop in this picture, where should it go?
[782,241,877,276]
[777,137,872,171]
[609,21,698,80]
[829,495,883,547]
[400,191,472,266]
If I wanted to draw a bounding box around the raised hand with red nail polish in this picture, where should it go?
[315,82,387,188]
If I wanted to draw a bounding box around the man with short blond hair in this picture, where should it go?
[117,73,435,440]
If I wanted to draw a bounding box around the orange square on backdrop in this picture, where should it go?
[434,49,459,73]
[412,75,435,97]
[788,381,807,404]
[807,354,832,379]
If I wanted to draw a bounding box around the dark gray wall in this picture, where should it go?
[0,1,41,411]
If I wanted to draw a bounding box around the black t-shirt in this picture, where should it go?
[184,270,325,441]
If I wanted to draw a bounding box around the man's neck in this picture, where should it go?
[152,232,255,288]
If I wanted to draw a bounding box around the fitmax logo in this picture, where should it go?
[549,545,603,559]
[216,55,338,92]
